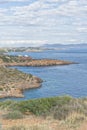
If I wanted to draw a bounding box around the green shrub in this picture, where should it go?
[7,126,26,130]
[6,125,52,130]
[1,96,87,121]
[29,74,32,78]
[3,110,23,119]
[0,88,3,91]
[17,96,72,116]
[0,100,13,109]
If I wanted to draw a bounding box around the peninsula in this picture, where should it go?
[0,55,75,67]
[0,54,75,98]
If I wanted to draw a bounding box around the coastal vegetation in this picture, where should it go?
[0,54,75,67]
[0,96,87,130]
[0,96,86,120]
[0,55,32,63]
[0,66,42,98]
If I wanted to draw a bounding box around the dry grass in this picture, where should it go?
[60,112,86,130]
[0,113,87,130]
[0,96,87,130]
[1,115,61,130]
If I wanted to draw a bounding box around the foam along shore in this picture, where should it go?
[0,67,42,98]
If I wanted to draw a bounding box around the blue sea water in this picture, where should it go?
[3,45,87,100]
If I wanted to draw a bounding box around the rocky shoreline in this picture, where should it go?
[0,55,76,98]
[0,55,76,66]
[0,67,42,99]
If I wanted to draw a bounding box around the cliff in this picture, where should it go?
[0,67,42,98]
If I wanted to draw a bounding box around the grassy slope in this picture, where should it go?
[0,96,87,130]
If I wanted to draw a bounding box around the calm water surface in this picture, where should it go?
[2,46,87,100]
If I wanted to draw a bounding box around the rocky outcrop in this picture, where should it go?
[0,55,76,67]
[0,67,42,98]
[1,59,75,67]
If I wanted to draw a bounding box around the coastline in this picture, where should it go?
[0,59,75,67]
[0,67,42,99]
[0,55,76,99]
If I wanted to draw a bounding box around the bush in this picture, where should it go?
[29,74,32,78]
[0,100,13,109]
[7,126,26,130]
[0,88,3,91]
[6,125,52,130]
[62,112,86,129]
[1,96,87,121]
[17,96,72,116]
[3,110,23,120]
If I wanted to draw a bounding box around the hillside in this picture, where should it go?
[0,96,87,130]
[0,67,42,98]
[0,47,46,53]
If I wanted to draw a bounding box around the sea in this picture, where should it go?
[2,44,87,100]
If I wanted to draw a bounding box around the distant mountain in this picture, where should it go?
[43,43,87,49]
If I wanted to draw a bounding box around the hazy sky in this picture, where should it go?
[0,0,87,46]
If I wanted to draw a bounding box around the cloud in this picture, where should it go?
[0,0,87,45]
[0,0,87,26]
[76,27,87,33]
[0,0,29,2]
[0,40,48,47]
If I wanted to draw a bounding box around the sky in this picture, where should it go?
[0,0,87,47]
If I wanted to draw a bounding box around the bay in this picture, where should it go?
[3,45,87,100]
